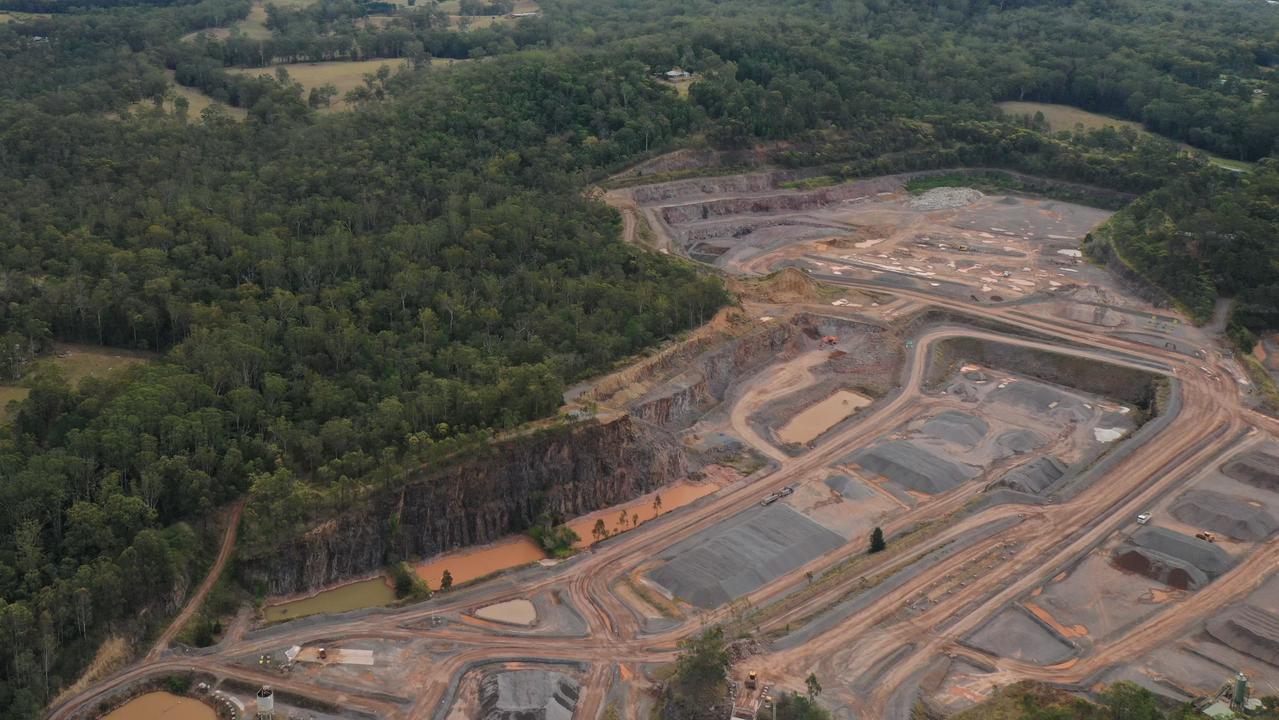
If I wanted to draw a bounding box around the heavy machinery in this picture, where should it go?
[1196,531,1216,543]
[745,671,758,691]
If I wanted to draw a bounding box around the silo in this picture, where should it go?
[257,685,275,719]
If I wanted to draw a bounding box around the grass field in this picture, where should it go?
[121,70,248,121]
[998,101,1254,172]
[181,0,272,41]
[229,59,412,110]
[379,0,539,29]
[0,344,156,423]
[0,10,51,22]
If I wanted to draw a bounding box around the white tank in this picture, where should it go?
[257,685,274,716]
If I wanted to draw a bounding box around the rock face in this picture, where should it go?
[241,416,688,594]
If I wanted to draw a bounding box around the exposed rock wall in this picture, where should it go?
[241,416,688,594]
[632,322,795,429]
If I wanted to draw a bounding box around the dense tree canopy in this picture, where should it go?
[0,0,1276,715]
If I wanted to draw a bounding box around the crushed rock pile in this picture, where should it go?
[481,670,579,720]
[845,440,979,495]
[1206,604,1279,666]
[993,457,1067,495]
[1221,450,1279,492]
[921,411,989,448]
[1112,527,1232,590]
[909,187,983,211]
[1170,489,1278,542]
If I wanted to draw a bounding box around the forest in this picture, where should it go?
[0,0,1277,716]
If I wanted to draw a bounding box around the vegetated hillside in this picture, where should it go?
[1090,160,1279,338]
[0,0,1276,715]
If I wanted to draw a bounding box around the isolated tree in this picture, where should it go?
[440,569,453,590]
[632,512,639,528]
[592,518,610,542]
[805,570,814,585]
[869,527,886,554]
[806,673,822,698]
[618,509,629,529]
[652,493,664,517]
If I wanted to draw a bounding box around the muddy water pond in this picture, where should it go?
[474,598,537,625]
[264,481,720,618]
[102,692,216,720]
[567,480,718,547]
[416,536,546,588]
[264,576,397,622]
[777,389,871,445]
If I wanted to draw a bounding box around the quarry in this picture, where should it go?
[59,164,1279,720]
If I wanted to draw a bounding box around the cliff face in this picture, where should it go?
[242,416,687,594]
[632,322,795,429]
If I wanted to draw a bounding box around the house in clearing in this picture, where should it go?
[664,67,692,80]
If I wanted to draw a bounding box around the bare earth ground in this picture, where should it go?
[51,162,1279,720]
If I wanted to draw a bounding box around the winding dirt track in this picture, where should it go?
[50,185,1279,720]
[146,500,246,663]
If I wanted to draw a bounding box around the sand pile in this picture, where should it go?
[921,411,989,448]
[1170,490,1278,542]
[1206,605,1279,666]
[1221,450,1279,492]
[910,187,983,210]
[481,670,578,720]
[846,440,979,495]
[993,457,1067,495]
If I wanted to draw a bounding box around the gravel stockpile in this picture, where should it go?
[920,411,989,448]
[824,474,878,501]
[986,382,1086,419]
[1170,490,1279,542]
[965,606,1076,665]
[845,440,979,495]
[993,457,1067,495]
[1206,604,1279,665]
[995,429,1047,455]
[1113,527,1233,590]
[647,504,845,608]
[481,670,578,720]
[1113,548,1206,590]
[1222,450,1279,492]
[1130,527,1233,576]
[909,187,983,211]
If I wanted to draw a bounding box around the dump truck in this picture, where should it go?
[745,672,757,691]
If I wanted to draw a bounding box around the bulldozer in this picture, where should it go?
[1195,531,1216,543]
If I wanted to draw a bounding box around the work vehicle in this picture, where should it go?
[1136,512,1152,525]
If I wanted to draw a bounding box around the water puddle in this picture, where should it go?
[416,536,546,588]
[777,389,872,444]
[475,598,537,626]
[264,576,397,622]
[103,692,216,720]
[566,480,718,547]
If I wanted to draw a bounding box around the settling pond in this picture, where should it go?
[101,692,215,720]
